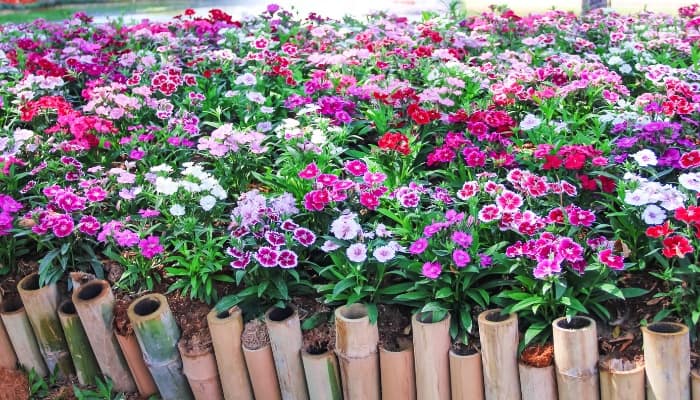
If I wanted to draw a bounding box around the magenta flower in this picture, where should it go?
[138,209,160,218]
[139,236,164,259]
[363,172,387,185]
[78,215,100,236]
[255,247,279,267]
[298,162,321,179]
[557,238,583,262]
[293,228,316,246]
[114,229,139,247]
[359,192,380,210]
[278,250,298,268]
[409,238,429,255]
[231,253,251,269]
[421,261,442,279]
[265,231,286,247]
[344,160,368,177]
[452,249,471,268]
[52,215,74,238]
[598,249,624,270]
[451,231,473,248]
[280,219,299,231]
[533,258,562,279]
[56,191,86,212]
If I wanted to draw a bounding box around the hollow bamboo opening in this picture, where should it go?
[267,305,294,322]
[20,274,40,291]
[133,298,161,317]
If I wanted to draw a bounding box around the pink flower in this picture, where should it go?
[298,162,320,179]
[52,215,74,238]
[255,247,279,267]
[533,258,562,279]
[478,204,501,222]
[344,160,368,177]
[317,174,338,186]
[278,250,298,268]
[451,231,472,248]
[359,192,380,210]
[231,253,251,269]
[138,209,160,218]
[421,261,442,279]
[280,219,299,231]
[56,191,86,212]
[78,216,100,236]
[409,238,429,254]
[495,190,523,212]
[265,231,286,247]
[363,172,387,185]
[599,249,624,270]
[557,237,583,262]
[452,249,471,268]
[139,236,164,259]
[293,228,316,247]
[346,243,368,263]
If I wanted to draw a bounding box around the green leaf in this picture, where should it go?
[521,321,548,352]
[333,277,356,297]
[561,297,588,314]
[620,287,649,298]
[435,287,453,299]
[599,283,624,299]
[366,303,378,324]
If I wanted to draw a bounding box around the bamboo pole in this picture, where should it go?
[127,293,193,400]
[0,293,17,369]
[57,300,100,385]
[450,348,484,400]
[179,341,224,400]
[73,280,135,392]
[243,343,282,400]
[17,273,73,376]
[412,312,451,400]
[301,350,342,400]
[380,343,416,400]
[599,357,645,400]
[552,316,599,400]
[519,362,557,400]
[334,304,380,400]
[691,369,700,400]
[115,332,158,397]
[478,309,521,400]
[0,296,47,376]
[207,307,253,400]
[642,322,690,400]
[265,305,309,400]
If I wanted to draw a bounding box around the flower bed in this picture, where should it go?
[2,1,700,397]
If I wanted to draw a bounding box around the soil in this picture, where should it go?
[303,321,335,354]
[293,296,336,354]
[0,368,29,400]
[113,291,134,336]
[0,259,37,301]
[377,304,412,351]
[520,343,554,368]
[166,292,212,354]
[242,319,270,350]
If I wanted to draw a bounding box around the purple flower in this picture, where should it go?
[293,228,316,247]
[139,236,164,259]
[421,261,442,279]
[478,253,493,268]
[255,247,279,267]
[278,250,298,268]
[280,219,299,231]
[452,249,471,268]
[346,243,367,263]
[265,231,286,247]
[114,229,139,247]
[451,231,473,248]
[267,3,280,13]
[138,209,160,218]
[231,253,251,269]
[409,238,428,255]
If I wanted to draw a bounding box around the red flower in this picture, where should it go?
[542,155,562,170]
[662,235,694,258]
[377,132,410,155]
[675,206,700,224]
[680,150,700,169]
[563,153,587,170]
[646,221,674,238]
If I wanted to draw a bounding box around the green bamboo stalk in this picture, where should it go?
[17,273,74,376]
[57,300,100,385]
[128,293,193,400]
[302,350,342,400]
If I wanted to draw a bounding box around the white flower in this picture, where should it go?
[169,204,185,216]
[642,204,667,225]
[519,114,541,131]
[375,224,392,238]
[330,214,362,240]
[679,173,700,192]
[631,149,658,167]
[624,189,652,206]
[620,64,632,74]
[372,245,396,263]
[658,186,687,211]
[608,55,624,65]
[155,177,179,195]
[13,129,33,141]
[320,240,341,253]
[346,243,368,263]
[200,195,217,211]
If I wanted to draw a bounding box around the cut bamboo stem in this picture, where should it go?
[599,357,645,400]
[301,350,342,400]
[412,312,451,400]
[127,293,193,400]
[450,348,484,400]
[73,280,135,392]
[264,305,309,400]
[115,332,158,398]
[243,343,282,400]
[642,322,690,400]
[552,316,599,400]
[57,300,100,385]
[179,341,224,400]
[0,297,47,376]
[0,293,17,369]
[692,369,700,400]
[380,342,416,400]
[519,361,557,400]
[17,273,73,376]
[478,309,521,400]
[207,307,253,400]
[334,303,380,400]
